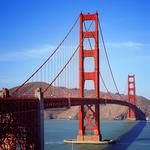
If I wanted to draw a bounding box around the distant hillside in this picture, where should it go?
[10,82,150,120]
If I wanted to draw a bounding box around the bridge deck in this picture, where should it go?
[0,96,146,149]
[0,97,145,120]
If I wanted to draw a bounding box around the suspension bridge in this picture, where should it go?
[0,12,146,149]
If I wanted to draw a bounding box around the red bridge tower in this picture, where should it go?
[78,12,102,141]
[128,75,136,120]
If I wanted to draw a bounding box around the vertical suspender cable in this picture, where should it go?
[12,16,80,95]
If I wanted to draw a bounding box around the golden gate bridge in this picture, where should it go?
[0,12,146,149]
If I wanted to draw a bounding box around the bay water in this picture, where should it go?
[44,120,150,150]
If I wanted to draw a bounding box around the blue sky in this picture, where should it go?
[0,0,150,99]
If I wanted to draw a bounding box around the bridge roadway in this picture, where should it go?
[0,96,146,149]
[0,97,145,120]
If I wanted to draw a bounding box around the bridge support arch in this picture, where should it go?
[128,75,136,120]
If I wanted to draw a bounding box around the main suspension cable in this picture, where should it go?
[12,15,80,95]
[43,20,94,93]
[98,18,123,99]
[83,21,113,99]
[99,72,113,99]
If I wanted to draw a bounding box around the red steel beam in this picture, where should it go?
[128,75,136,120]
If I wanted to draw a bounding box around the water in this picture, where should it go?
[44,120,150,150]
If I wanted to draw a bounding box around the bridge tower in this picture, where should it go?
[78,12,102,141]
[128,75,136,120]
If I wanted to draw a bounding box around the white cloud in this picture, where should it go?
[0,45,77,62]
[106,41,145,49]
[0,45,55,62]
[1,41,146,62]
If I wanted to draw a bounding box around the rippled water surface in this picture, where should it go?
[44,120,150,150]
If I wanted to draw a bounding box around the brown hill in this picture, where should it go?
[10,82,150,120]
